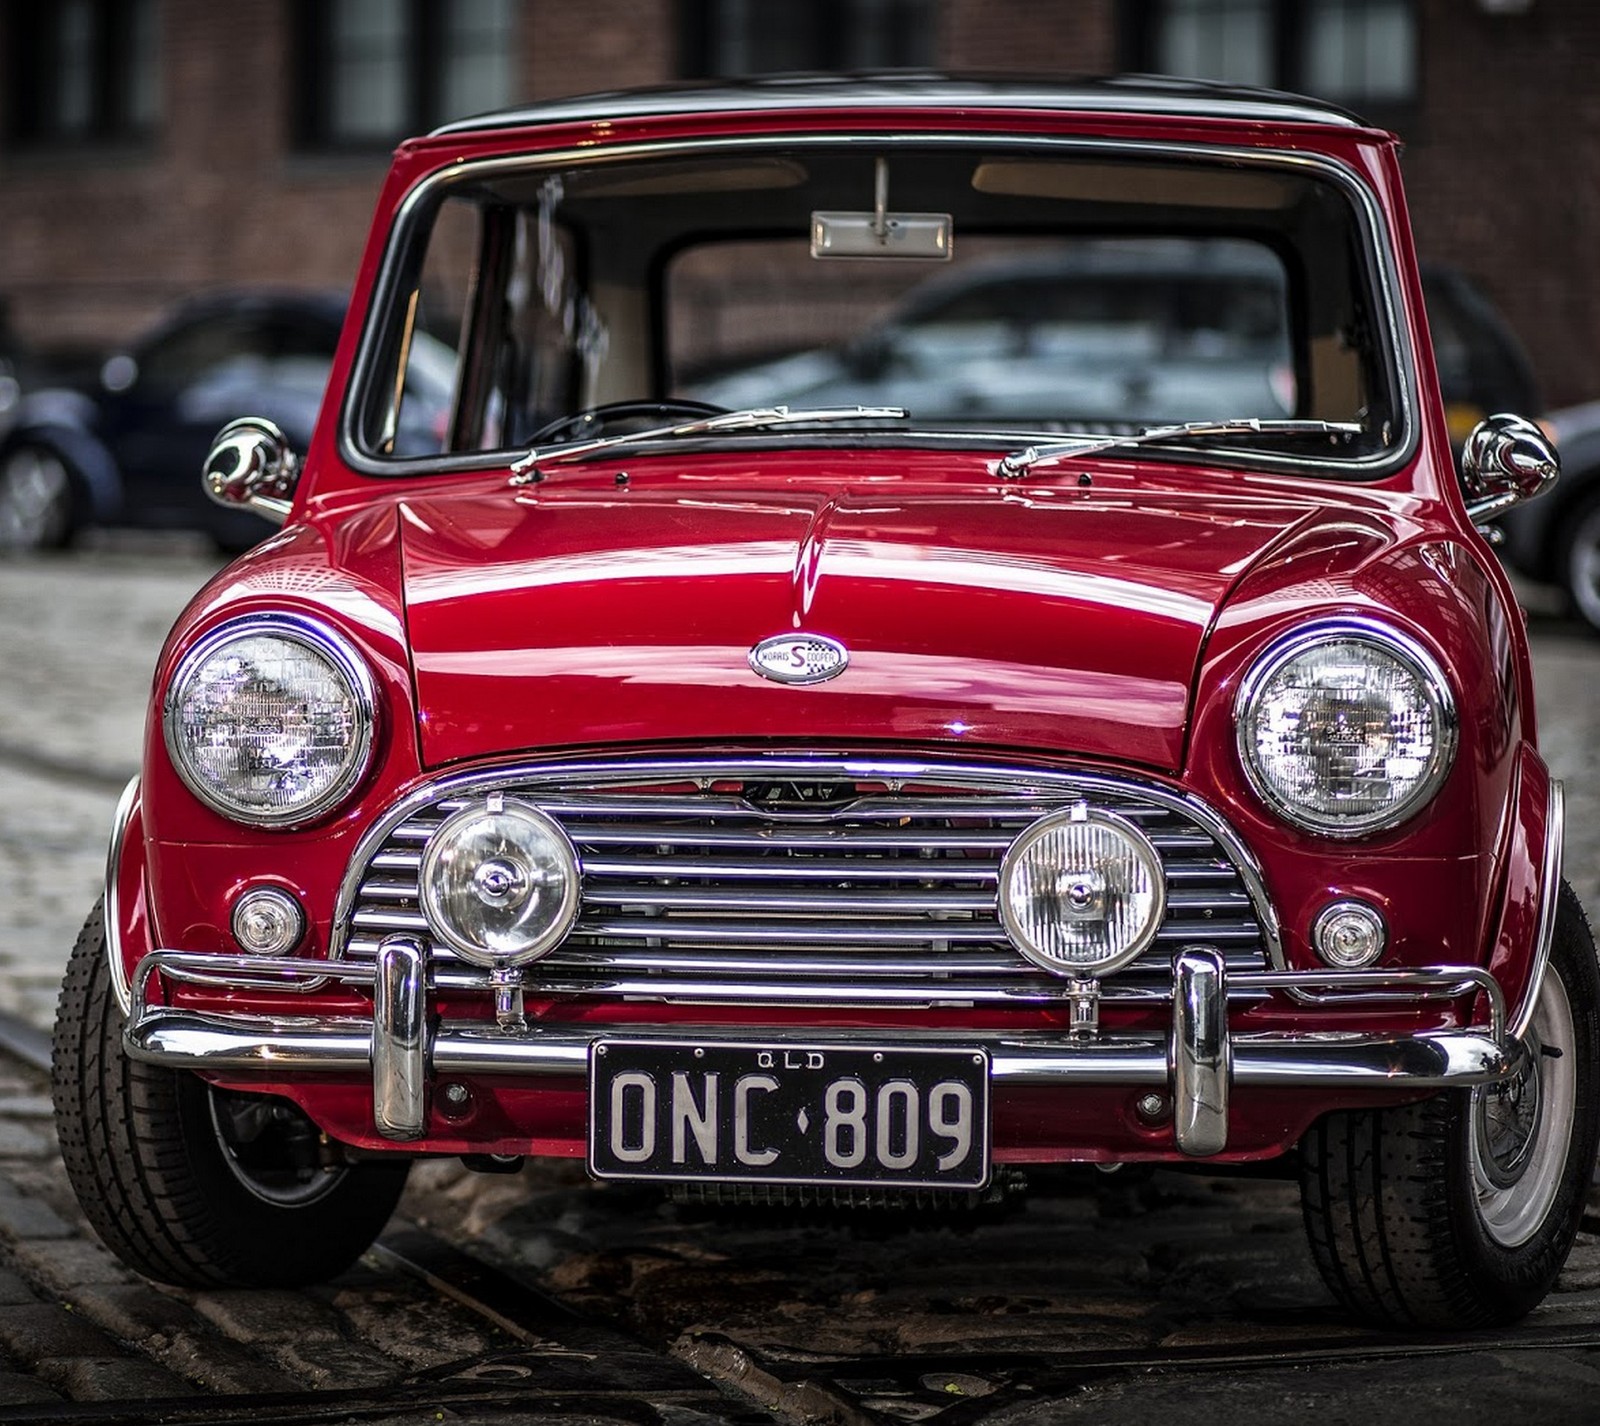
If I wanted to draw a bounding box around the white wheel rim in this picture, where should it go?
[1470,966,1577,1248]
[1569,506,1600,629]
[0,448,70,548]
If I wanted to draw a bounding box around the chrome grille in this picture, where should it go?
[335,758,1275,1006]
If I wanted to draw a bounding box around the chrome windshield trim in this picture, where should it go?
[325,753,1286,972]
[104,775,141,1016]
[1510,779,1565,1042]
[341,132,1415,483]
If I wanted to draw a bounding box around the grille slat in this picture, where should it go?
[336,761,1274,1006]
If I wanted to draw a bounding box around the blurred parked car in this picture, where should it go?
[1420,264,1542,449]
[690,255,1538,445]
[1497,401,1600,630]
[0,289,453,552]
[690,239,1298,426]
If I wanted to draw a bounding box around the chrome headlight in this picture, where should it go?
[1235,621,1456,837]
[999,806,1166,976]
[163,615,375,827]
[420,799,581,967]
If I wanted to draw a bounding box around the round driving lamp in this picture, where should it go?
[998,806,1166,976]
[419,800,581,967]
[1235,621,1456,838]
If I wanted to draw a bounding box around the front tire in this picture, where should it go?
[1300,881,1600,1328]
[50,900,410,1288]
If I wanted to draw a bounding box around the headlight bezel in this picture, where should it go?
[162,612,378,829]
[1234,617,1458,839]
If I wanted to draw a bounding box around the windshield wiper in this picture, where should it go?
[509,405,908,485]
[996,418,1368,480]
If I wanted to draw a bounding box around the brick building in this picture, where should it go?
[1,0,1596,405]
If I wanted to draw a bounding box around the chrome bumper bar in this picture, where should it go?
[124,942,1527,1157]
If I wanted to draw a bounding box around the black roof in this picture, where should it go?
[429,73,1368,139]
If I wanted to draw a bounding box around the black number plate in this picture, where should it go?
[588,1040,991,1189]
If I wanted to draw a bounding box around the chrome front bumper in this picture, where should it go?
[124,941,1529,1158]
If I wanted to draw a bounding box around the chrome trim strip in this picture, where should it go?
[1172,947,1230,1155]
[1234,964,1506,1039]
[125,1009,1519,1091]
[341,134,1414,483]
[373,937,427,1141]
[326,753,1286,972]
[104,776,140,1017]
[1510,779,1565,1043]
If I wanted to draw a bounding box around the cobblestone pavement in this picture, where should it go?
[0,538,222,1029]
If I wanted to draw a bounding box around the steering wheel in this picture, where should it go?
[526,399,727,447]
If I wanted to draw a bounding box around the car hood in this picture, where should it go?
[397,469,1342,772]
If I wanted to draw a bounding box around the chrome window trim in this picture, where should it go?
[1510,779,1565,1043]
[104,775,140,1017]
[162,613,378,830]
[340,132,1416,482]
[328,752,1285,972]
[1234,615,1460,839]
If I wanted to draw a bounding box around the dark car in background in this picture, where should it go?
[1497,400,1600,631]
[689,238,1298,426]
[0,289,453,552]
[1420,264,1542,450]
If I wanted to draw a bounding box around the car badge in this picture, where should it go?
[749,633,850,685]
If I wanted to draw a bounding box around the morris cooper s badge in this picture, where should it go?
[749,633,850,685]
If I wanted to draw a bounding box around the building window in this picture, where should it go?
[7,0,160,147]
[1122,0,1418,110]
[1301,0,1417,104]
[679,0,939,78]
[294,0,517,151]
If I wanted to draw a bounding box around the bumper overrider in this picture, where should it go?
[116,774,1564,1162]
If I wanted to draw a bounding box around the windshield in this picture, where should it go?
[353,142,1404,470]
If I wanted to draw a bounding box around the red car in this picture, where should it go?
[51,76,1583,1331]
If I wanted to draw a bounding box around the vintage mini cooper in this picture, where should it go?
[51,76,1592,1331]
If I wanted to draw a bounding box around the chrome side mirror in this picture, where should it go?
[1460,413,1559,524]
[203,417,300,525]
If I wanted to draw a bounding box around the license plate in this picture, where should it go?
[588,1040,990,1189]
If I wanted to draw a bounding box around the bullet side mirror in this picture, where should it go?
[203,417,301,525]
[1460,412,1559,524]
